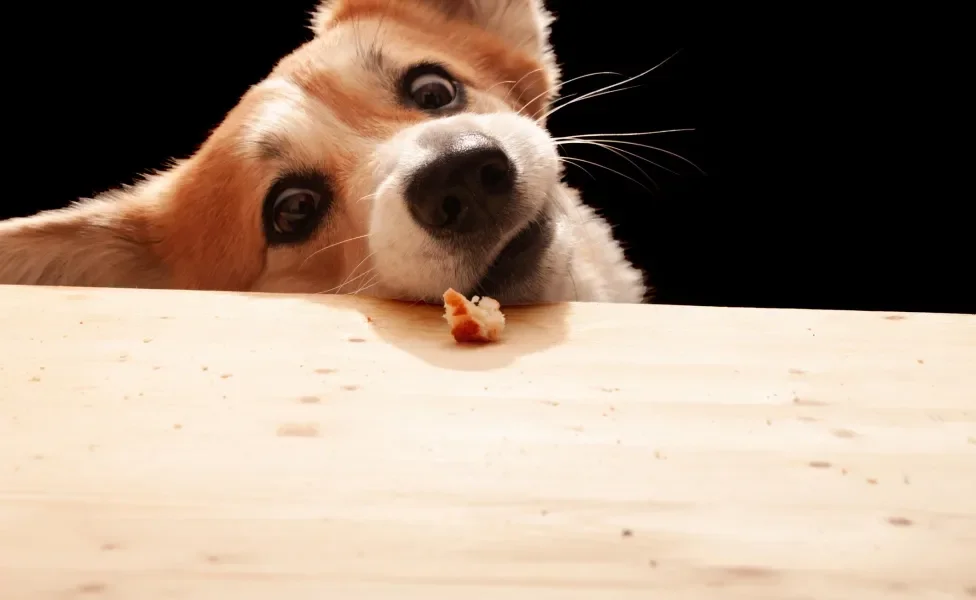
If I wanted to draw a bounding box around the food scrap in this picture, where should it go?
[442,287,505,343]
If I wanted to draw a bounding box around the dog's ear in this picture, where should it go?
[0,153,267,291]
[1,85,276,292]
[0,195,169,289]
[311,0,559,88]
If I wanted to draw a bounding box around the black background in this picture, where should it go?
[6,3,970,314]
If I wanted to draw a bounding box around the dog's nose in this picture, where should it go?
[405,133,514,234]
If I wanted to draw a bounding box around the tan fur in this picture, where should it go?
[0,0,647,303]
[0,195,166,288]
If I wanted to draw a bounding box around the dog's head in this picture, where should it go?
[0,0,589,302]
[258,0,567,302]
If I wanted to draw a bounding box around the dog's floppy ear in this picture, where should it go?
[1,83,277,292]
[0,150,267,291]
[311,0,559,85]
[0,195,168,289]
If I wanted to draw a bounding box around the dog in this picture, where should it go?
[0,0,650,305]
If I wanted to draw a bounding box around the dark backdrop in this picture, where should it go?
[6,3,970,313]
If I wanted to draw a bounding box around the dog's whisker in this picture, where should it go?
[506,67,545,106]
[517,70,621,118]
[317,267,375,295]
[562,138,705,174]
[334,250,379,295]
[300,233,372,270]
[558,156,653,192]
[558,139,675,180]
[536,50,681,123]
[349,272,382,296]
[537,85,641,124]
[551,70,622,96]
[560,140,663,187]
[526,92,577,120]
[485,78,517,95]
[529,78,629,121]
[349,276,382,297]
[551,128,695,141]
[558,157,597,180]
[545,83,636,113]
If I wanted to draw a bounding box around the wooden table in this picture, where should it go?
[1,285,974,599]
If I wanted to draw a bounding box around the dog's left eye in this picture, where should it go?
[262,173,332,245]
[403,65,460,111]
[273,189,320,233]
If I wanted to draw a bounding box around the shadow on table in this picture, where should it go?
[302,294,571,371]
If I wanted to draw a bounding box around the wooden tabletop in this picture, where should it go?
[1,284,974,599]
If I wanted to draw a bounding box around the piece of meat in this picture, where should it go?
[442,288,506,343]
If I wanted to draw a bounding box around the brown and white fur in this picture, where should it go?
[0,0,648,304]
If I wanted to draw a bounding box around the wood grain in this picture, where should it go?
[0,284,974,599]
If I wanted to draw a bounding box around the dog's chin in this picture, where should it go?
[370,212,556,306]
[468,213,554,304]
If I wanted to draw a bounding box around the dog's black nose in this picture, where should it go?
[405,133,514,234]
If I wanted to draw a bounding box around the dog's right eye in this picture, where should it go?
[402,64,462,112]
[262,172,332,245]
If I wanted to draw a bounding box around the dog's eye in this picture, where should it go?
[262,174,332,245]
[410,74,455,109]
[273,188,320,233]
[403,64,461,111]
